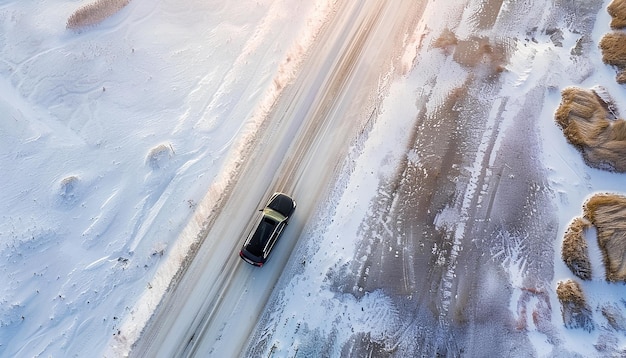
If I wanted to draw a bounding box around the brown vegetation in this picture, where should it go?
[583,193,626,282]
[554,87,626,172]
[556,280,594,332]
[432,28,458,50]
[67,0,131,30]
[562,217,593,280]
[608,0,626,29]
[600,32,626,84]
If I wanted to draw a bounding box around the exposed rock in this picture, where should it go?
[546,28,564,47]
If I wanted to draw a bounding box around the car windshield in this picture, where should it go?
[247,217,277,256]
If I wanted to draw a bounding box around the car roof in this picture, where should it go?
[268,193,295,217]
[246,216,278,257]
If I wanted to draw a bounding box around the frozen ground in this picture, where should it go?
[245,0,626,357]
[1,0,626,357]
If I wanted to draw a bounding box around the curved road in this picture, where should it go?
[130,1,425,357]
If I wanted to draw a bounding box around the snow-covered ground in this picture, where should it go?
[0,0,329,355]
[1,0,625,356]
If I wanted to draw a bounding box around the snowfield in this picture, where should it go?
[1,0,328,355]
[1,0,625,357]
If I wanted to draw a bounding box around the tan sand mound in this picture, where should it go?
[600,32,626,84]
[608,0,626,29]
[555,87,626,172]
[562,217,593,280]
[583,193,626,282]
[67,0,130,29]
[556,279,594,332]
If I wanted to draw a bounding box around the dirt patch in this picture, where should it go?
[583,193,626,282]
[562,217,592,280]
[600,32,626,84]
[431,29,509,75]
[67,0,131,29]
[455,36,507,74]
[554,87,626,172]
[432,28,458,52]
[608,0,626,29]
[556,279,594,332]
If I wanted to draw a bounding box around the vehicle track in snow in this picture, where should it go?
[126,0,423,357]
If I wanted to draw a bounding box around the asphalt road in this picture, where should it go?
[129,1,426,357]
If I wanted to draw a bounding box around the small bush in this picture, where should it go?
[600,32,626,68]
[562,217,593,280]
[57,175,81,208]
[146,144,174,170]
[608,0,626,29]
[583,193,626,282]
[67,0,131,30]
[554,87,626,172]
[556,279,594,332]
[600,32,626,84]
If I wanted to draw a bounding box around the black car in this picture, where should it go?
[239,192,296,267]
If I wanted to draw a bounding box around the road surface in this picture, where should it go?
[129,0,425,357]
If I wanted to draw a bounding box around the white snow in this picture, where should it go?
[1,0,330,355]
[1,0,626,356]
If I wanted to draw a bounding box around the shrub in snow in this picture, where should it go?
[608,0,626,29]
[66,0,131,30]
[562,217,592,280]
[583,193,626,282]
[57,175,81,208]
[555,87,626,172]
[600,32,626,84]
[146,144,174,170]
[556,279,594,332]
